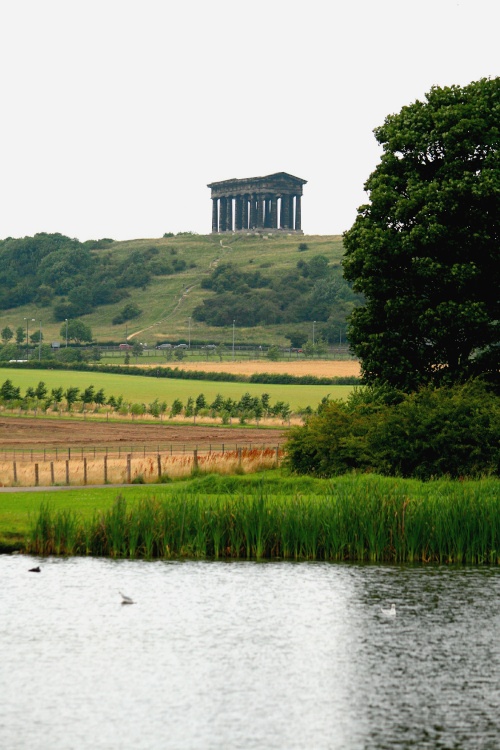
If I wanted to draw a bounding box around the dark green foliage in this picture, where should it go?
[0,379,21,400]
[60,319,93,343]
[193,260,359,332]
[112,303,143,325]
[343,78,500,390]
[1,326,13,344]
[0,232,188,317]
[286,381,500,479]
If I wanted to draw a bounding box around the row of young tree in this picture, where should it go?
[0,379,293,424]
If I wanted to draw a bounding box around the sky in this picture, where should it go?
[0,0,498,242]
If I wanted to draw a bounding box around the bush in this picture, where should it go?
[286,381,500,479]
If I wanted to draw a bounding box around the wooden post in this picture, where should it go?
[13,462,17,484]
[157,454,162,479]
[193,449,198,470]
[127,454,131,483]
[34,464,39,487]
[104,455,108,484]
[275,446,280,466]
[65,460,70,485]
[83,457,87,485]
[238,448,242,467]
[50,462,55,485]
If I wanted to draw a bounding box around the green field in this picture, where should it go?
[0,367,352,411]
[0,233,345,347]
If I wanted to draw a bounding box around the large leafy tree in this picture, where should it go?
[60,319,93,344]
[343,78,500,390]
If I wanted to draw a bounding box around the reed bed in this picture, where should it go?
[0,448,281,487]
[26,475,500,563]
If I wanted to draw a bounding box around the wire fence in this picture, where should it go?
[0,441,281,463]
[0,446,284,487]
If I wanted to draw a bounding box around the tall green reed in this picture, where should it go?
[25,476,500,563]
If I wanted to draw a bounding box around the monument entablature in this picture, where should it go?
[207,172,307,234]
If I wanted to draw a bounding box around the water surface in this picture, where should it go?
[1,557,499,749]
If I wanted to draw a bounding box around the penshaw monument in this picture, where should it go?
[208,172,306,234]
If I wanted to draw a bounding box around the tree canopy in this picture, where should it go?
[343,78,500,390]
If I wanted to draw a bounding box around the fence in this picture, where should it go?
[0,446,284,488]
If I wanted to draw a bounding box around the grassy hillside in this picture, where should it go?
[0,234,345,347]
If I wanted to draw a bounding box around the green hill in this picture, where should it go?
[0,232,355,348]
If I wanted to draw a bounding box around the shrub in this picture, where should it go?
[286,381,500,479]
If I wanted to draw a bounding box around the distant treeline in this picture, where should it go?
[192,258,360,342]
[0,232,188,318]
[0,360,360,386]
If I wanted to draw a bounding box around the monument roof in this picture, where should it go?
[207,172,307,191]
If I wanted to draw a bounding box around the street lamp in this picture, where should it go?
[65,318,68,348]
[232,319,235,361]
[24,317,35,360]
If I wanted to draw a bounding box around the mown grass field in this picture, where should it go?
[0,233,345,346]
[0,367,352,412]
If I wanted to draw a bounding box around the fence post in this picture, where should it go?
[238,448,242,467]
[275,446,280,466]
[83,457,87,485]
[193,449,198,470]
[34,464,39,487]
[13,462,17,484]
[157,454,162,479]
[104,455,108,484]
[50,462,55,485]
[65,460,70,485]
[127,454,131,483]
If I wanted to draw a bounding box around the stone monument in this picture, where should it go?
[208,172,307,234]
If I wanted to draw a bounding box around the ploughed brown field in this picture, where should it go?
[0,417,285,450]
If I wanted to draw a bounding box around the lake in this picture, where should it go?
[1,557,499,749]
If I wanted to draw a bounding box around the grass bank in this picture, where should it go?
[12,473,500,563]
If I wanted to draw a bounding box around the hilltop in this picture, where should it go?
[0,233,355,348]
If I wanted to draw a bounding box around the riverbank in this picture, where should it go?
[16,473,500,564]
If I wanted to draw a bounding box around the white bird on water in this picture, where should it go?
[119,591,134,605]
[381,603,396,617]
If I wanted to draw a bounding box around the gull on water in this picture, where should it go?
[381,603,396,617]
[119,591,134,605]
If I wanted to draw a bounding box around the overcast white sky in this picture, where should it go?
[0,0,498,242]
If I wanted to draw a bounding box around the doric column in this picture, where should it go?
[242,195,249,229]
[235,196,243,230]
[219,197,227,232]
[271,196,278,229]
[250,194,257,229]
[226,197,233,232]
[263,196,272,228]
[295,195,301,231]
[288,195,294,230]
[257,196,265,228]
[280,194,290,229]
[212,198,218,233]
